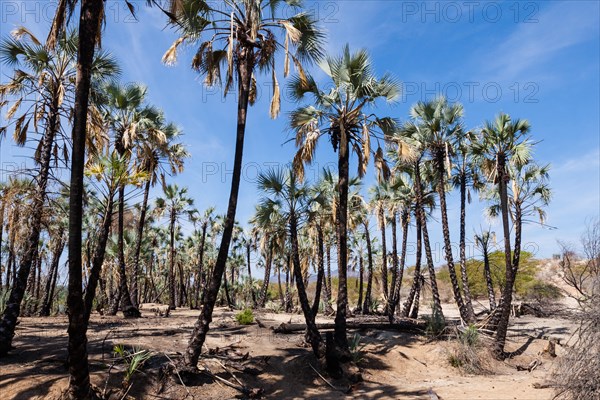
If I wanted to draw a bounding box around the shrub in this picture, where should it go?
[349,333,367,364]
[424,303,445,336]
[235,308,254,325]
[522,281,562,303]
[447,325,489,375]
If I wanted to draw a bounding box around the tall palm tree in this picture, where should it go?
[452,129,482,320]
[191,207,215,308]
[290,45,399,355]
[370,182,391,303]
[474,113,532,358]
[104,82,166,316]
[163,0,324,368]
[255,168,323,356]
[155,184,195,310]
[409,97,473,323]
[392,126,444,322]
[130,119,188,307]
[474,228,496,311]
[0,26,117,356]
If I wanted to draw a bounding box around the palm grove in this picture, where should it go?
[0,1,552,399]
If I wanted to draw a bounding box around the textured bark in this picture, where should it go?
[130,179,151,309]
[290,211,322,356]
[193,222,208,308]
[389,211,408,320]
[334,126,350,352]
[0,78,60,355]
[66,2,103,397]
[311,225,325,316]
[258,246,272,307]
[0,200,4,288]
[402,215,422,317]
[414,162,444,322]
[323,244,334,314]
[246,242,256,307]
[39,230,65,317]
[493,157,513,357]
[378,207,388,300]
[116,185,139,318]
[184,54,253,368]
[83,198,114,323]
[435,152,470,323]
[458,173,475,320]
[387,210,399,316]
[356,252,364,314]
[362,223,374,314]
[483,246,496,310]
[168,210,176,310]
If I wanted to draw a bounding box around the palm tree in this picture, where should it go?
[290,45,399,355]
[190,207,215,308]
[130,119,188,307]
[452,129,483,320]
[104,82,167,317]
[255,168,323,356]
[474,113,532,358]
[370,182,390,303]
[163,0,323,368]
[474,228,497,311]
[409,97,473,323]
[0,26,117,356]
[155,184,195,310]
[392,124,445,323]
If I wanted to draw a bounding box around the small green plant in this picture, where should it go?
[425,303,446,336]
[235,308,254,325]
[113,345,152,389]
[349,333,367,363]
[369,299,380,314]
[447,325,487,374]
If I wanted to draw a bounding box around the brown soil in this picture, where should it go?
[0,301,577,400]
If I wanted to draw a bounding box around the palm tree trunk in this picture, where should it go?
[277,264,284,305]
[363,223,374,314]
[415,162,444,322]
[387,210,398,316]
[435,154,470,322]
[379,207,388,301]
[168,211,177,310]
[402,214,422,317]
[311,225,325,316]
[323,244,334,314]
[357,254,364,313]
[410,274,423,319]
[483,246,496,310]
[284,255,292,312]
[117,186,140,318]
[389,211,408,320]
[493,158,514,358]
[259,246,272,307]
[334,127,350,352]
[130,179,151,309]
[83,197,114,323]
[194,222,207,308]
[0,200,4,288]
[66,2,103,397]
[40,230,65,316]
[246,243,256,307]
[290,212,322,356]
[0,85,60,354]
[184,55,253,368]
[458,172,475,321]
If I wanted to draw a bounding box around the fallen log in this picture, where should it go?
[273,319,426,334]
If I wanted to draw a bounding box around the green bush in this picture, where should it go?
[235,308,254,325]
[523,281,562,302]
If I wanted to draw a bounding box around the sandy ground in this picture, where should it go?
[0,302,578,400]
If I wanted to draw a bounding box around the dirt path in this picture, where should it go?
[0,306,574,399]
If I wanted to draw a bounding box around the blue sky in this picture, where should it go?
[1,0,599,266]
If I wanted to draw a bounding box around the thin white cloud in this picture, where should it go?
[485,2,599,82]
